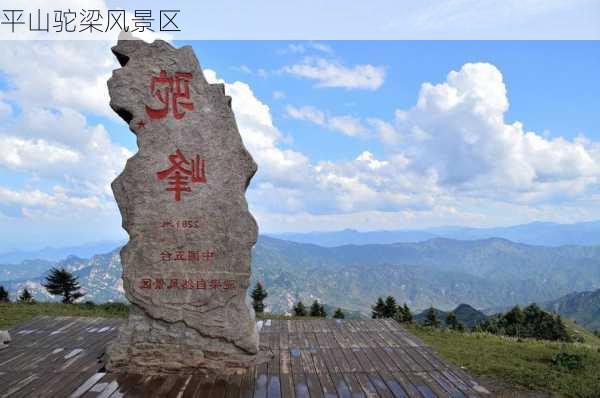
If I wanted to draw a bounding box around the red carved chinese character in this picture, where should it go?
[160,251,172,261]
[209,279,221,289]
[223,280,236,290]
[168,279,178,289]
[188,250,200,262]
[202,250,215,261]
[181,279,194,289]
[140,279,152,289]
[145,70,194,120]
[196,279,206,289]
[156,149,207,202]
[161,221,173,228]
[174,250,186,261]
[154,278,165,289]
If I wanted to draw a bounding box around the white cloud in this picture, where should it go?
[203,70,311,188]
[0,41,116,117]
[391,62,600,204]
[284,57,385,90]
[273,90,286,100]
[0,94,11,120]
[328,115,366,137]
[286,105,367,137]
[286,105,325,125]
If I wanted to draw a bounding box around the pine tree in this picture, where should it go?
[423,307,440,328]
[310,300,322,317]
[0,286,9,302]
[18,288,35,304]
[333,308,345,319]
[446,312,464,331]
[395,303,413,323]
[250,282,268,313]
[371,297,386,319]
[319,303,327,318]
[402,303,413,323]
[293,301,307,317]
[383,296,398,318]
[42,267,85,304]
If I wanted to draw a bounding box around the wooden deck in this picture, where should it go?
[0,316,491,397]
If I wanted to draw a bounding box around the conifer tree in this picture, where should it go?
[293,301,307,317]
[402,303,413,323]
[446,312,464,331]
[423,307,440,328]
[383,296,398,318]
[18,288,35,304]
[310,300,322,317]
[333,308,345,319]
[42,267,85,304]
[371,297,386,319]
[0,286,9,302]
[250,282,268,313]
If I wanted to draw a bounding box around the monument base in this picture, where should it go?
[105,306,270,376]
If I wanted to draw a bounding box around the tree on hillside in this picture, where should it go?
[401,303,413,323]
[333,308,345,319]
[0,286,9,302]
[318,303,327,317]
[309,300,325,317]
[395,303,413,323]
[372,297,386,319]
[42,267,85,304]
[293,301,307,317]
[423,307,440,328]
[250,282,268,314]
[479,303,571,342]
[18,288,35,304]
[383,296,398,318]
[446,312,465,332]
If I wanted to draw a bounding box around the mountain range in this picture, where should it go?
[414,304,488,328]
[270,220,600,247]
[2,236,600,326]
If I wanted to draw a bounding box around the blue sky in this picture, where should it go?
[0,40,599,251]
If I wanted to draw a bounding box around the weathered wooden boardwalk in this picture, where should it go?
[0,316,490,397]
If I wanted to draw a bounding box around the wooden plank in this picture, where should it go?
[255,362,269,398]
[208,377,228,398]
[377,370,411,398]
[223,374,242,398]
[239,367,256,398]
[366,372,394,398]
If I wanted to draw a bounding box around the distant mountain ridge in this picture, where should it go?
[0,240,125,263]
[269,220,600,247]
[544,289,600,331]
[414,304,488,328]
[2,236,600,320]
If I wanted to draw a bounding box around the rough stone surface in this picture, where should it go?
[105,33,264,375]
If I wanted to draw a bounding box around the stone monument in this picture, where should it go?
[106,33,262,375]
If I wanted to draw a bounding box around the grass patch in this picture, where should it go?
[0,302,128,330]
[407,324,600,398]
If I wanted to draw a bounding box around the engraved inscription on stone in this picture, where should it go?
[105,32,264,375]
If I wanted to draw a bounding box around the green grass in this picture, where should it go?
[407,323,600,398]
[0,302,128,329]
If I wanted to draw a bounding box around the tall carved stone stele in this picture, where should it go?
[105,33,262,375]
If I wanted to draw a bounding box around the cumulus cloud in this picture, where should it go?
[203,70,311,189]
[286,105,326,125]
[283,57,385,90]
[390,62,600,203]
[286,105,367,137]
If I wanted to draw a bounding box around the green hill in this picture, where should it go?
[544,289,600,332]
[414,304,488,328]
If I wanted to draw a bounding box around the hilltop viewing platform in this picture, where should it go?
[0,316,491,397]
